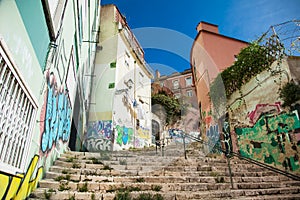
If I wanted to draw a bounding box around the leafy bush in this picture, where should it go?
[280,82,300,107]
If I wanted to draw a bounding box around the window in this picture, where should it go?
[0,40,37,174]
[185,76,192,86]
[187,90,193,97]
[160,81,164,87]
[172,80,179,89]
[108,82,115,89]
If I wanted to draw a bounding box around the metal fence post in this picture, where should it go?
[183,133,187,159]
[227,156,234,189]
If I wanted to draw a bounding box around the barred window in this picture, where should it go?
[0,40,37,174]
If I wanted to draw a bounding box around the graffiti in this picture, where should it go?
[0,155,43,200]
[220,120,232,156]
[40,71,72,153]
[247,102,281,124]
[116,125,133,146]
[236,111,300,172]
[84,134,112,151]
[206,124,219,145]
[83,121,113,151]
[137,126,150,139]
[88,120,112,139]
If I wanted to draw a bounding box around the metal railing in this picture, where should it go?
[181,133,300,184]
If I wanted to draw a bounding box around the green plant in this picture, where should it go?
[103,165,113,170]
[54,174,70,181]
[210,171,219,177]
[114,191,130,200]
[91,193,96,200]
[66,157,75,162]
[91,157,103,164]
[48,188,56,192]
[69,195,75,200]
[58,182,71,191]
[134,193,164,200]
[136,177,145,183]
[119,159,127,165]
[279,81,300,107]
[72,162,80,168]
[151,185,162,192]
[61,169,68,174]
[210,36,285,110]
[44,190,52,200]
[151,91,182,125]
[78,182,88,192]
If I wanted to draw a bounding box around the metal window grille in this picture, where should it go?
[0,41,37,174]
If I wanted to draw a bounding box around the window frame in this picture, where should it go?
[0,39,37,175]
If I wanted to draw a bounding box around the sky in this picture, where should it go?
[100,0,299,76]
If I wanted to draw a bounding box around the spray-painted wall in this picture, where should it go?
[89,5,152,151]
[0,0,101,199]
[236,111,300,171]
[228,59,300,173]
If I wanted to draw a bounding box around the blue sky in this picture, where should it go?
[101,0,299,76]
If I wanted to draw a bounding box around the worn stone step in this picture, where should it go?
[31,187,300,200]
[37,179,232,192]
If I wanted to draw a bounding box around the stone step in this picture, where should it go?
[45,170,298,187]
[31,186,300,200]
[37,177,299,193]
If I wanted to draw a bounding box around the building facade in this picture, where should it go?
[152,69,199,134]
[87,4,153,151]
[190,21,248,139]
[154,69,198,108]
[0,0,100,199]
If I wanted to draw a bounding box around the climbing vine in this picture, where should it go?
[151,91,182,125]
[210,34,285,107]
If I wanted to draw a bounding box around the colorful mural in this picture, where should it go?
[0,155,43,200]
[116,125,133,146]
[84,120,113,151]
[236,111,300,172]
[40,71,72,154]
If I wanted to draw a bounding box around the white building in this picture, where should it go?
[87,4,153,151]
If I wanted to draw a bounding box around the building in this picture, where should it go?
[152,69,199,134]
[154,69,198,108]
[190,21,248,137]
[0,0,100,199]
[190,21,248,114]
[87,4,153,151]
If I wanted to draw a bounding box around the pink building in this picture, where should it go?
[190,21,248,117]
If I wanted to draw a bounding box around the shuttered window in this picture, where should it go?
[0,40,37,174]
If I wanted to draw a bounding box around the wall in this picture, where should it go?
[228,59,300,173]
[89,5,152,151]
[0,0,101,198]
[191,22,248,114]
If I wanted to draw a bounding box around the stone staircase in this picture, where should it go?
[29,142,300,200]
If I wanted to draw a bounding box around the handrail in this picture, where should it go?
[182,133,300,181]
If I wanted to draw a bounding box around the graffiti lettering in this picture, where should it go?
[247,102,281,124]
[0,155,43,199]
[87,120,112,139]
[40,71,71,153]
[84,121,113,151]
[84,135,111,151]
